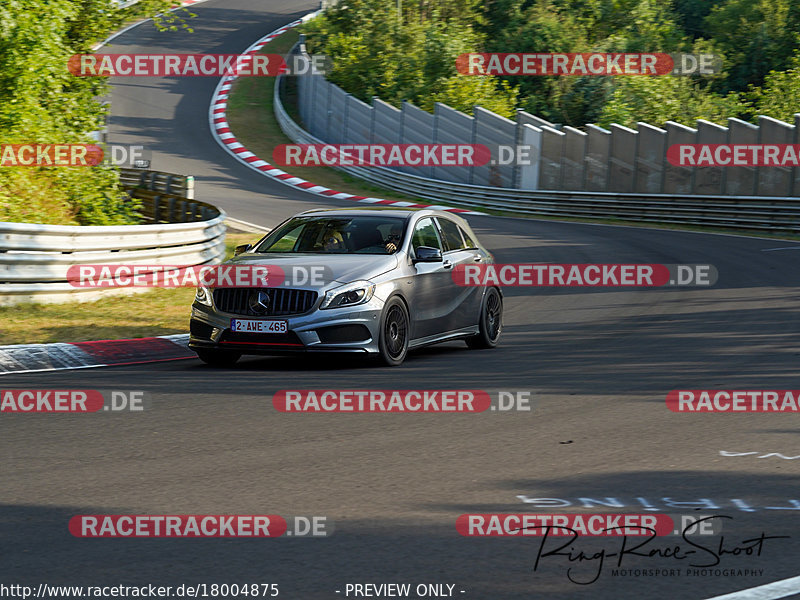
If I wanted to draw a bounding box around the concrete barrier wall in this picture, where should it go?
[473,107,516,188]
[372,98,402,145]
[758,116,794,196]
[518,124,542,190]
[725,118,758,196]
[433,103,475,184]
[663,121,696,194]
[346,95,372,145]
[694,120,726,196]
[562,126,587,190]
[584,124,611,192]
[635,123,666,194]
[539,126,565,190]
[327,85,349,144]
[310,74,330,141]
[518,112,558,131]
[293,47,800,196]
[400,101,436,178]
[794,114,800,196]
[609,124,637,193]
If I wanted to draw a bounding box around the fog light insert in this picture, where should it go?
[317,324,371,344]
[190,319,215,340]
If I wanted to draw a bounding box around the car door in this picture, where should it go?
[435,217,484,330]
[407,216,455,339]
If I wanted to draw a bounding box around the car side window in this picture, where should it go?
[459,226,477,249]
[411,217,442,252]
[437,218,466,252]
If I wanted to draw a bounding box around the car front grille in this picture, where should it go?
[213,287,318,317]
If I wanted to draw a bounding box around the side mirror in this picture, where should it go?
[234,243,252,256]
[413,246,443,263]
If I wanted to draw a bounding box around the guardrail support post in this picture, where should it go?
[185,176,194,200]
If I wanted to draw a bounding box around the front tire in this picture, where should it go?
[378,297,409,366]
[195,349,241,367]
[466,287,502,349]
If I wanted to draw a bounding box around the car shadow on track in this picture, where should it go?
[189,342,477,372]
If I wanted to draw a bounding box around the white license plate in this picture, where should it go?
[230,319,287,334]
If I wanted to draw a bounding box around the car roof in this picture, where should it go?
[295,207,470,224]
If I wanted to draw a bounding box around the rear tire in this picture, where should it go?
[195,349,241,367]
[466,287,502,349]
[378,297,409,366]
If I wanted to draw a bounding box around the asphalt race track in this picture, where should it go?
[3,2,800,598]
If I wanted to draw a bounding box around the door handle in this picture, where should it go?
[443,260,453,269]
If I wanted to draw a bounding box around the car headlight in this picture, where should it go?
[320,280,375,309]
[195,286,213,306]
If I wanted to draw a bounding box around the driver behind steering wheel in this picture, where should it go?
[385,224,402,254]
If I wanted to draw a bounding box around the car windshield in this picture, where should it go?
[253,216,407,255]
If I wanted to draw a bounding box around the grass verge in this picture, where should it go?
[225,30,439,206]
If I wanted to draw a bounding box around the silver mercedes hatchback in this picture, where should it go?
[189,207,502,366]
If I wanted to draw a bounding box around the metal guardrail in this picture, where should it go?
[129,189,217,224]
[120,167,194,199]
[0,171,225,305]
[276,43,800,234]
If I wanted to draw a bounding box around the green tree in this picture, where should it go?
[705,0,800,91]
[0,0,191,225]
[597,74,745,128]
[749,51,800,123]
[304,0,798,130]
[303,0,517,119]
[481,0,690,125]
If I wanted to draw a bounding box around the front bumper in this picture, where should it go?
[188,297,384,355]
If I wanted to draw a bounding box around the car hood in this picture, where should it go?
[227,253,399,288]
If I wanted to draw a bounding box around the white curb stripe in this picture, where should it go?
[703,574,800,600]
[0,335,192,375]
[207,15,484,216]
